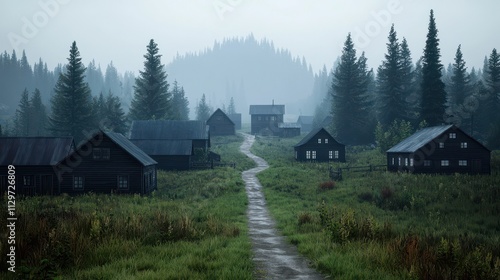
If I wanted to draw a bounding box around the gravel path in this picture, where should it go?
[240,133,325,280]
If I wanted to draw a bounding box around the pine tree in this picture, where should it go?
[400,38,416,122]
[170,80,190,120]
[196,94,212,123]
[30,88,47,136]
[49,41,94,143]
[445,45,471,128]
[486,49,500,115]
[14,88,31,136]
[420,10,447,126]
[331,34,373,145]
[129,39,170,120]
[104,91,128,134]
[227,97,236,114]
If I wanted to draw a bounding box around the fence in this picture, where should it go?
[329,165,387,181]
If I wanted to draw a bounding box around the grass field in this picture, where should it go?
[0,134,255,279]
[251,136,500,279]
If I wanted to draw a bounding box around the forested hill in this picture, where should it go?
[166,35,315,119]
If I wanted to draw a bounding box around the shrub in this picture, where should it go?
[298,212,313,226]
[380,187,394,200]
[318,181,336,191]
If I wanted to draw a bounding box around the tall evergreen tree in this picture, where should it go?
[14,88,31,136]
[30,88,47,136]
[446,45,471,128]
[420,10,447,126]
[331,34,373,145]
[400,38,416,121]
[170,80,190,120]
[227,97,236,114]
[104,91,128,134]
[129,39,171,120]
[486,49,500,114]
[196,94,212,123]
[49,41,94,143]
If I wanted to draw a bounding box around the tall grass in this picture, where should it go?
[252,136,500,279]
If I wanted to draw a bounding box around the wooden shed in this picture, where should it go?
[228,113,242,130]
[297,116,314,133]
[387,124,491,174]
[207,108,235,136]
[294,127,346,162]
[0,137,74,196]
[249,104,285,135]
[56,130,157,195]
[278,123,301,138]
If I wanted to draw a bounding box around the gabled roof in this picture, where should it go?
[297,116,314,125]
[0,137,74,166]
[278,122,301,129]
[104,131,157,166]
[249,105,285,115]
[129,120,209,140]
[207,108,234,125]
[294,127,343,147]
[130,139,193,156]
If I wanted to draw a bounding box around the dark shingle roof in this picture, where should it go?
[249,105,285,115]
[294,127,342,147]
[278,122,301,128]
[207,108,234,125]
[129,139,193,156]
[297,116,314,125]
[387,125,454,153]
[104,131,157,166]
[0,137,74,166]
[129,120,209,140]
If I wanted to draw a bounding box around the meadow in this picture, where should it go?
[0,134,256,279]
[251,136,500,279]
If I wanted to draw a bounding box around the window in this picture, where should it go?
[257,116,262,121]
[318,138,322,144]
[93,148,110,160]
[118,176,128,190]
[398,157,401,166]
[271,116,276,121]
[424,160,431,167]
[410,158,414,167]
[449,133,456,139]
[329,151,333,159]
[312,151,317,159]
[334,151,339,159]
[23,175,33,186]
[392,158,395,165]
[461,142,468,148]
[441,160,450,167]
[73,176,84,190]
[325,139,329,144]
[405,158,409,166]
[459,160,468,166]
[439,142,445,148]
[306,151,311,159]
[295,151,298,159]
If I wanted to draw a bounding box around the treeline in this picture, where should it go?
[316,10,500,149]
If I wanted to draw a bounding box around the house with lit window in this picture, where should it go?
[294,127,346,162]
[249,103,285,135]
[0,137,75,196]
[386,124,490,174]
[56,130,157,195]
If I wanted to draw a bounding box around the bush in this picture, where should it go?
[318,181,336,191]
[298,212,313,226]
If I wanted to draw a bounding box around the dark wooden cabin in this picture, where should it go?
[294,127,346,162]
[278,123,301,138]
[387,125,490,174]
[56,130,157,195]
[249,104,285,135]
[0,137,74,196]
[297,116,314,133]
[207,108,235,136]
[228,113,242,130]
[130,139,192,170]
[130,120,210,150]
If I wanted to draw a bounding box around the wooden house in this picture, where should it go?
[56,130,157,195]
[0,137,74,196]
[207,108,235,136]
[294,128,346,162]
[297,116,314,133]
[278,123,301,138]
[387,124,490,174]
[228,113,242,130]
[249,104,285,135]
[130,139,192,170]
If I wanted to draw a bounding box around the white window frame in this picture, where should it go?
[405,158,409,166]
[459,160,468,166]
[312,151,317,159]
[318,138,322,144]
[73,176,84,190]
[306,151,311,159]
[461,142,468,148]
[118,175,129,190]
[392,158,395,165]
[334,151,339,159]
[329,151,333,159]
[441,160,450,167]
[325,139,329,144]
[449,133,456,139]
[410,158,414,167]
[439,142,445,148]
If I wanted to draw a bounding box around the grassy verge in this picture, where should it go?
[252,136,500,279]
[0,135,254,279]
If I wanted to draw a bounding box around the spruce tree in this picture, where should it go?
[400,38,416,122]
[486,49,500,116]
[104,91,128,134]
[30,88,47,136]
[129,39,170,120]
[227,97,236,114]
[49,41,94,143]
[170,80,190,120]
[331,34,373,145]
[420,10,447,126]
[14,88,31,136]
[196,94,212,123]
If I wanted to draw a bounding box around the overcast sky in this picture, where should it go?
[1,0,499,75]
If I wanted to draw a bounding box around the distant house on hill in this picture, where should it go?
[297,116,314,133]
[57,130,157,195]
[249,103,285,135]
[228,113,242,130]
[129,120,210,170]
[0,137,74,196]
[294,127,346,162]
[387,124,490,174]
[278,123,301,138]
[207,108,235,136]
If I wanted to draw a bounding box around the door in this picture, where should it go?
[41,175,54,195]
